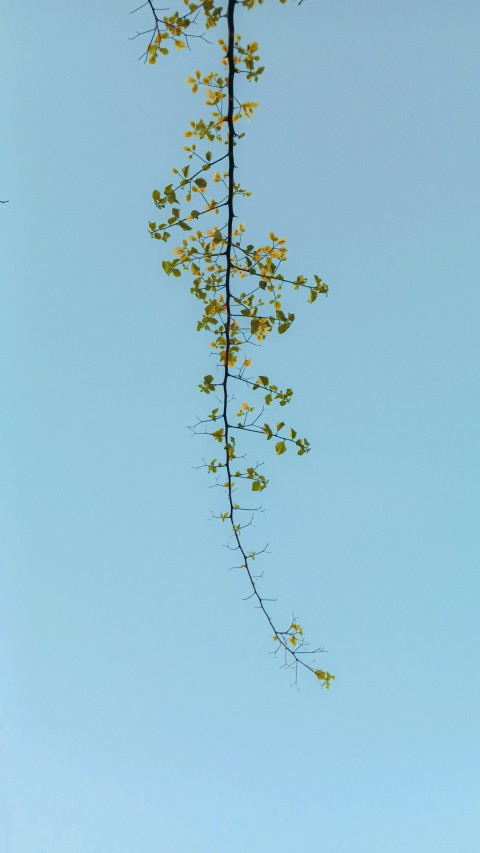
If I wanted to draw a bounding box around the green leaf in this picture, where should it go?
[194,177,207,190]
[275,440,286,455]
[199,374,215,394]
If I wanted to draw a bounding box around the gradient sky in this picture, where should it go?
[2,2,479,851]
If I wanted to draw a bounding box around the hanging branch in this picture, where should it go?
[133,0,334,688]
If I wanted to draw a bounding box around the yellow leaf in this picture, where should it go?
[241,401,249,411]
[315,670,326,680]
[289,635,297,647]
[273,635,278,641]
[220,352,237,368]
[175,40,186,50]
[243,358,252,367]
[242,101,259,118]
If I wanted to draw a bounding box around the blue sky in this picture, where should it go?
[2,1,479,851]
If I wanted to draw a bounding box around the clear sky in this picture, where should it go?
[2,1,479,851]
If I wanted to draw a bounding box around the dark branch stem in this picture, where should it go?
[221,0,318,679]
[222,0,236,490]
[136,0,331,686]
